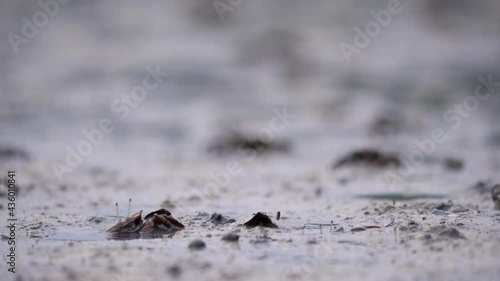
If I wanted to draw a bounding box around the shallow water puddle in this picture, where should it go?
[48,231,178,241]
[47,231,105,242]
[356,193,447,201]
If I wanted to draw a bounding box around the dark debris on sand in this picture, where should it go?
[425,225,466,240]
[333,149,401,169]
[398,220,421,233]
[88,217,105,224]
[188,239,206,250]
[469,181,500,210]
[221,233,240,242]
[167,265,182,278]
[370,116,401,136]
[0,146,30,161]
[492,184,500,210]
[419,201,469,214]
[208,213,236,225]
[208,133,289,155]
[470,181,493,195]
[243,212,278,229]
[443,157,464,171]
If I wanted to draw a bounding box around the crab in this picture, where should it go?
[106,209,144,234]
[106,200,184,238]
[140,209,185,234]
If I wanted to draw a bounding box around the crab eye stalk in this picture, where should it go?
[115,202,120,222]
[127,198,132,218]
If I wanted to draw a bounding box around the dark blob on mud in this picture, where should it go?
[333,149,401,169]
[188,239,206,250]
[0,146,30,161]
[208,133,289,155]
[208,213,236,225]
[243,212,278,229]
[492,184,500,210]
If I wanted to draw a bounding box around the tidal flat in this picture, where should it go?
[1,1,500,281]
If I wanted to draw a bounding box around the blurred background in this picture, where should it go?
[0,0,500,210]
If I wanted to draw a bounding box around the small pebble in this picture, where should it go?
[208,213,235,225]
[221,233,240,242]
[444,157,464,171]
[188,239,206,250]
[88,217,104,224]
[167,265,182,277]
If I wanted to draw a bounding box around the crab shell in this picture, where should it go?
[106,210,143,233]
[141,213,185,234]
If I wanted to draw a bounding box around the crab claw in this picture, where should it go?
[153,213,185,230]
[139,209,185,235]
[165,215,185,229]
[106,210,143,233]
[139,220,155,234]
[144,209,184,229]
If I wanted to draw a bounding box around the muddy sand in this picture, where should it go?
[1,140,499,281]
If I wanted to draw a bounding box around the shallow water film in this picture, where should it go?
[1,1,500,281]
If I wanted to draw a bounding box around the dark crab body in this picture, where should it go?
[106,208,184,238]
[106,210,143,233]
[141,209,185,234]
